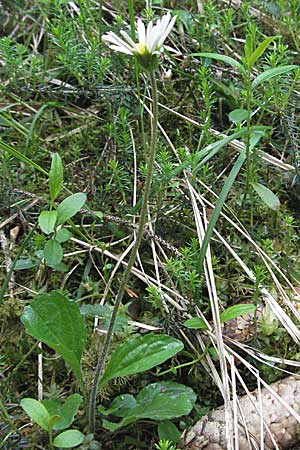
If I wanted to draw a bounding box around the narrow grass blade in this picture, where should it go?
[196,149,246,279]
[192,52,245,74]
[0,139,48,176]
[252,65,299,89]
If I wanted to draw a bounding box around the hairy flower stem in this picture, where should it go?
[88,71,158,433]
[240,69,253,217]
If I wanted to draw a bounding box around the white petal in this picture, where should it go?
[120,30,136,48]
[164,44,182,55]
[147,24,161,53]
[157,13,169,37]
[156,15,176,49]
[146,21,153,50]
[108,44,133,55]
[103,32,125,46]
[137,19,146,44]
[160,13,170,31]
[103,32,133,53]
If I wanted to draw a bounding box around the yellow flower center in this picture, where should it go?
[135,42,148,55]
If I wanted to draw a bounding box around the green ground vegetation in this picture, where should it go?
[1,0,300,449]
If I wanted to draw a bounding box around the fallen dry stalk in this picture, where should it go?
[180,375,300,449]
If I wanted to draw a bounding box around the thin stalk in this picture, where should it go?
[0,395,18,433]
[88,71,158,433]
[48,430,54,450]
[241,69,253,222]
[245,70,252,194]
[0,224,37,304]
[128,0,147,153]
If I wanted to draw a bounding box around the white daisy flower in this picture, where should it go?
[103,12,176,71]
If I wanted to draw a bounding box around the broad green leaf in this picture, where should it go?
[50,153,63,203]
[21,398,53,431]
[252,65,299,89]
[252,182,280,210]
[220,304,256,323]
[56,193,86,225]
[44,239,63,266]
[21,291,87,381]
[100,382,196,431]
[53,430,84,448]
[14,257,37,270]
[248,36,277,69]
[42,394,82,430]
[134,381,196,419]
[99,394,136,417]
[38,210,57,235]
[184,318,208,330]
[158,420,181,444]
[100,334,184,387]
[228,109,248,124]
[192,52,245,74]
[55,228,72,243]
[51,262,69,272]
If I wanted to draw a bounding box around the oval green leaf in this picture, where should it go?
[99,394,136,417]
[38,210,57,235]
[252,182,280,210]
[158,420,181,444]
[56,193,86,225]
[55,228,72,243]
[100,334,184,387]
[135,381,197,419]
[184,317,208,330]
[44,239,63,266]
[101,382,196,430]
[21,291,87,381]
[53,430,84,448]
[15,257,37,270]
[42,394,82,430]
[228,108,248,124]
[21,398,52,431]
[220,304,256,323]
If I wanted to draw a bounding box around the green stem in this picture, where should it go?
[49,430,54,450]
[241,69,253,221]
[157,357,202,377]
[0,395,18,433]
[88,71,158,433]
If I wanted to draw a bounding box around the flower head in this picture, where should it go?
[103,12,176,71]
